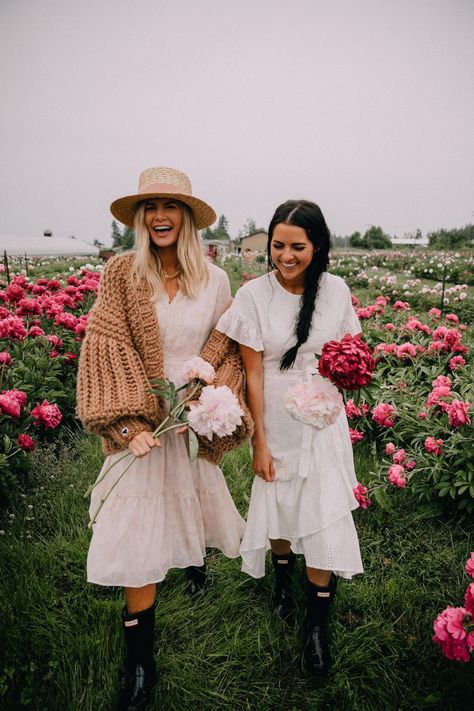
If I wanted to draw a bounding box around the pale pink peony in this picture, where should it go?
[175,356,216,387]
[31,400,62,429]
[465,584,474,616]
[353,482,372,509]
[466,553,474,579]
[188,385,243,441]
[433,606,473,662]
[284,375,343,429]
[425,436,443,456]
[447,400,471,428]
[449,356,466,371]
[385,442,396,455]
[387,464,407,488]
[372,403,397,427]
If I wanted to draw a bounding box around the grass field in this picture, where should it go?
[1,432,473,710]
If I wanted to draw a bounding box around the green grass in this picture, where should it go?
[1,435,473,710]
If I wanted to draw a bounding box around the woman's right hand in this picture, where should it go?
[252,441,275,482]
[128,431,161,458]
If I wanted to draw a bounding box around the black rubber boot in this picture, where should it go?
[117,603,157,710]
[303,573,337,677]
[272,551,296,623]
[185,562,207,598]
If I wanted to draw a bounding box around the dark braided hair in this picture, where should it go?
[266,200,330,370]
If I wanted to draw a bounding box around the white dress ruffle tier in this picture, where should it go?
[217,271,364,580]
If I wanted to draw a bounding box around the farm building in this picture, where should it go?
[240,231,268,253]
[0,232,100,257]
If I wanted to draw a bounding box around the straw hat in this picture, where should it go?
[110,167,217,229]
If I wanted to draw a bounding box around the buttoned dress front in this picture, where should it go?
[217,271,364,579]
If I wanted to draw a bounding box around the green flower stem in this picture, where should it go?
[88,455,137,528]
[83,450,132,498]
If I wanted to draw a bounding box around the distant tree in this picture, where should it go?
[202,227,214,240]
[363,226,392,249]
[243,217,257,235]
[428,225,474,249]
[349,231,365,248]
[213,214,230,240]
[121,226,135,250]
[111,220,123,248]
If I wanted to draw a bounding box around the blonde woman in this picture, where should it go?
[77,167,251,709]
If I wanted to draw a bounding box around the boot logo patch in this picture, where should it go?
[124,619,139,627]
[317,592,331,597]
[278,560,289,565]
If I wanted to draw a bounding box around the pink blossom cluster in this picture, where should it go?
[424,436,443,456]
[187,385,244,441]
[0,389,27,418]
[372,403,397,428]
[431,326,467,354]
[345,399,370,419]
[284,376,343,429]
[353,482,372,509]
[423,377,471,428]
[348,428,364,445]
[433,552,474,663]
[384,443,416,487]
[30,400,62,429]
[387,463,407,488]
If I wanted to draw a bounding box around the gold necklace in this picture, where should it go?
[162,268,181,279]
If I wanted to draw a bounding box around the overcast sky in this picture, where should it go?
[1,0,473,243]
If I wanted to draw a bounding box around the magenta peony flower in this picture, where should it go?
[31,400,62,429]
[393,300,409,310]
[418,410,427,420]
[433,606,473,662]
[349,428,364,445]
[393,448,407,465]
[0,393,21,418]
[345,399,362,418]
[405,460,416,471]
[385,442,396,455]
[353,482,372,509]
[465,584,474,616]
[387,464,407,488]
[445,313,459,323]
[428,307,441,319]
[384,322,396,331]
[284,375,343,429]
[448,400,471,428]
[449,356,466,371]
[432,375,452,390]
[188,385,243,441]
[425,436,443,456]
[372,403,397,427]
[318,334,375,391]
[466,553,474,579]
[426,386,452,412]
[27,325,45,337]
[0,351,12,365]
[175,356,216,387]
[17,434,36,452]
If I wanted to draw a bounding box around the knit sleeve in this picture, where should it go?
[77,256,157,448]
[216,284,263,351]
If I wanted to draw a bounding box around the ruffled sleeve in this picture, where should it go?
[216,285,264,352]
[339,286,362,338]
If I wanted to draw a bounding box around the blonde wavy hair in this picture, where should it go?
[131,201,209,299]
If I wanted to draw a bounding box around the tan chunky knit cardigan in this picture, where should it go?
[77,253,253,463]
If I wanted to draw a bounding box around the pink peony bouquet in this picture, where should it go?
[433,552,474,663]
[87,356,243,526]
[318,334,375,391]
[284,374,343,430]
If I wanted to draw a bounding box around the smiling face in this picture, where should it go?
[143,197,184,250]
[270,222,315,291]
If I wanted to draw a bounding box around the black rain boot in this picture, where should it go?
[303,573,337,677]
[272,551,296,623]
[185,562,207,598]
[117,603,157,710]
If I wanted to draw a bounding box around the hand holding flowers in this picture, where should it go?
[86,357,243,526]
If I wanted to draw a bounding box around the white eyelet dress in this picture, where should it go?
[216,271,364,580]
[87,264,245,588]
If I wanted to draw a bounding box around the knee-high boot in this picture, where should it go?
[303,573,337,676]
[272,551,296,622]
[117,603,157,710]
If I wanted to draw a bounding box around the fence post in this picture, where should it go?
[439,264,447,313]
[24,252,29,277]
[3,250,10,284]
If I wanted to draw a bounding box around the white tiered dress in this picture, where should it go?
[217,271,364,580]
[87,264,245,587]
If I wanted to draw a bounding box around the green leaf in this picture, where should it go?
[188,429,199,462]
